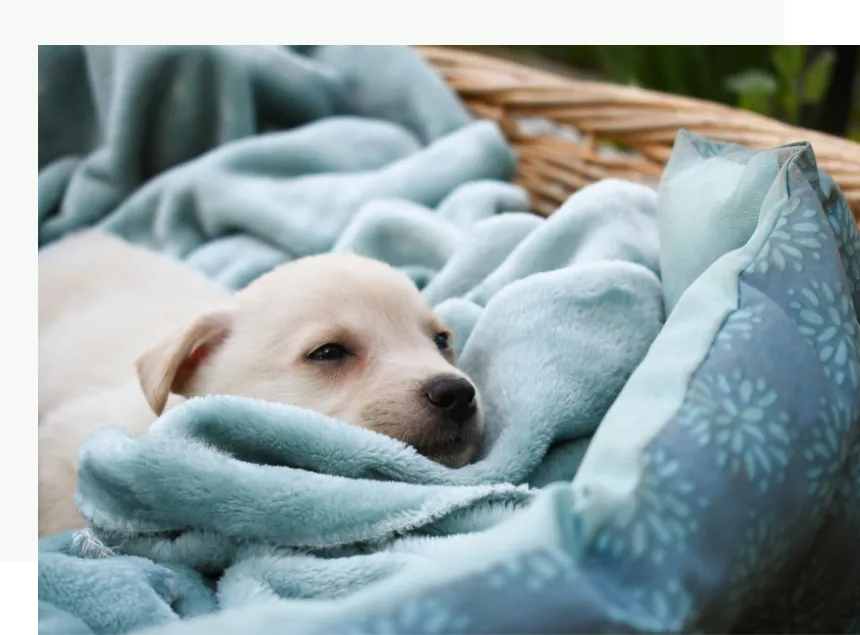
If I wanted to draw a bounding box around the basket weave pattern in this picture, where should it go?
[419,46,860,228]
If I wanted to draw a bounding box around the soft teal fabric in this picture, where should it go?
[38,45,666,634]
[38,45,509,273]
[40,179,664,628]
[39,45,860,635]
[130,137,859,635]
[658,129,781,313]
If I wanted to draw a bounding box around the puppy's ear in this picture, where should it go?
[135,310,233,416]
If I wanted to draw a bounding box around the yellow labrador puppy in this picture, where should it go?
[39,231,484,536]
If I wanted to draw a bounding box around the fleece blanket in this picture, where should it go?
[37,45,860,635]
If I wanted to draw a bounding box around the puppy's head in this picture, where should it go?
[136,253,484,468]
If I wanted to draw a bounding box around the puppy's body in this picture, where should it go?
[39,233,231,535]
[39,232,230,420]
[39,231,484,537]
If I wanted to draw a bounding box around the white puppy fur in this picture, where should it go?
[39,231,484,537]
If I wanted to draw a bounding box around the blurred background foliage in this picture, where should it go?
[491,46,859,142]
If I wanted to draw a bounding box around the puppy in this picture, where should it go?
[39,230,484,536]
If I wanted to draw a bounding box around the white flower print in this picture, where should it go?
[823,190,860,304]
[594,448,707,565]
[727,511,791,616]
[337,597,471,635]
[715,303,767,351]
[804,398,854,525]
[485,548,573,592]
[607,577,690,632]
[680,368,791,493]
[630,580,690,629]
[837,218,860,277]
[757,200,829,275]
[787,280,860,390]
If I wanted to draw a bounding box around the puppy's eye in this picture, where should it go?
[434,332,450,350]
[307,344,349,362]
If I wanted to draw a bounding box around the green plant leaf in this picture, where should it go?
[772,45,805,84]
[772,46,805,123]
[725,69,778,115]
[596,46,640,86]
[803,49,836,104]
[725,69,779,95]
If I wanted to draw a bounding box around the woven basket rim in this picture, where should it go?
[418,45,860,225]
[421,46,860,153]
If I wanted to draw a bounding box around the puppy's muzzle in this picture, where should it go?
[423,375,477,426]
[413,374,483,468]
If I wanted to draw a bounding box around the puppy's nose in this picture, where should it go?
[423,375,477,425]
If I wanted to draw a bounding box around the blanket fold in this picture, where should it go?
[38,45,860,635]
[64,173,664,609]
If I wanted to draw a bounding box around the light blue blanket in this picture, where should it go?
[38,45,860,634]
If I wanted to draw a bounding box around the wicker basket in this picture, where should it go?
[418,46,860,228]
